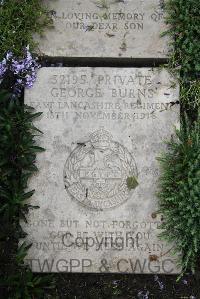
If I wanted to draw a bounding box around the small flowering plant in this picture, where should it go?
[154,275,164,291]
[0,46,40,97]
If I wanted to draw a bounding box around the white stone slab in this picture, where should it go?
[24,67,180,273]
[35,0,169,59]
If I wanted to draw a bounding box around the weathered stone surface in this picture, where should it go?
[35,0,169,59]
[24,67,180,273]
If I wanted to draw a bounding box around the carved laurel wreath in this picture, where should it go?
[63,141,137,195]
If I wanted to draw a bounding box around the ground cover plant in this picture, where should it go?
[157,0,200,277]
[163,0,200,118]
[164,0,200,81]
[0,56,53,298]
[0,0,200,298]
[158,117,200,274]
[0,1,53,298]
[0,0,50,60]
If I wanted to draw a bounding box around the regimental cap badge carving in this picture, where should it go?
[90,128,112,149]
[64,129,138,211]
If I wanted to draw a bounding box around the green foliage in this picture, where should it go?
[127,176,139,190]
[164,0,200,80]
[1,243,53,299]
[180,80,200,109]
[95,0,109,9]
[0,90,43,220]
[164,0,200,111]
[0,1,51,296]
[0,0,51,60]
[158,0,200,274]
[157,116,200,273]
[0,90,51,298]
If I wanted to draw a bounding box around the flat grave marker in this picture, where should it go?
[24,67,180,273]
[35,0,169,59]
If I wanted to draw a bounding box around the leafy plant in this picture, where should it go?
[0,1,52,297]
[1,242,54,299]
[180,81,200,110]
[0,90,50,298]
[95,0,109,9]
[0,48,40,97]
[164,0,200,80]
[157,115,200,274]
[127,176,139,190]
[0,0,51,60]
[163,0,200,113]
[0,90,43,216]
[158,0,200,275]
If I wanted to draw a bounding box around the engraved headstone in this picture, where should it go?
[35,0,169,59]
[24,67,180,273]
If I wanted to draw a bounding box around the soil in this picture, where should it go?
[43,272,200,299]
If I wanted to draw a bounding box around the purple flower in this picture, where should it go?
[112,280,118,285]
[25,74,33,87]
[0,58,7,78]
[137,290,149,299]
[183,279,188,285]
[6,51,13,60]
[13,85,22,97]
[11,60,25,74]
[0,46,40,97]
[16,79,23,84]
[158,281,164,290]
[154,275,158,281]
[154,275,164,291]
